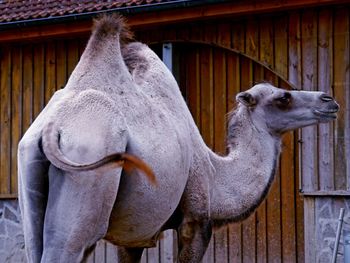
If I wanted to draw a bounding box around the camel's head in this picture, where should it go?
[236,83,339,134]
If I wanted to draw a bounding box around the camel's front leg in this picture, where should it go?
[177,219,212,263]
[18,137,50,263]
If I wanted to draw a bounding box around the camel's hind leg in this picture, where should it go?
[18,137,50,262]
[41,167,123,262]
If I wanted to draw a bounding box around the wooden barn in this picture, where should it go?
[0,0,349,262]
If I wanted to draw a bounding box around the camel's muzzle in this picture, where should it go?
[314,93,340,120]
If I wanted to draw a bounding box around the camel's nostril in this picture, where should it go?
[320,94,334,102]
[334,103,340,111]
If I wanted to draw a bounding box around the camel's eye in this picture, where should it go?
[274,92,292,109]
[276,92,291,105]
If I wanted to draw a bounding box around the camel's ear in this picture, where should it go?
[236,92,257,107]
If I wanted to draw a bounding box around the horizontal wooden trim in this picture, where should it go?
[0,193,18,199]
[301,190,350,197]
[0,0,349,42]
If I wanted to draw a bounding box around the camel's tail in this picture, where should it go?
[41,121,156,186]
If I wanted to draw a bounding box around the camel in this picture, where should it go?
[18,15,339,263]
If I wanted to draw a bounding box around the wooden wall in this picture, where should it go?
[0,3,349,262]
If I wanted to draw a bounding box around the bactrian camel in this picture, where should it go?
[18,15,339,263]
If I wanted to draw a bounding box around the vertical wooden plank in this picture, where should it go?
[280,132,297,263]
[162,25,177,43]
[242,214,256,263]
[256,200,267,263]
[245,18,259,60]
[45,41,56,104]
[146,243,160,263]
[318,9,335,191]
[303,197,316,263]
[333,7,350,190]
[190,22,204,43]
[226,52,240,111]
[288,11,302,88]
[199,46,214,147]
[200,45,214,263]
[33,43,45,118]
[267,169,282,263]
[94,240,106,263]
[11,45,22,194]
[140,250,147,263]
[240,56,253,90]
[259,17,274,69]
[288,12,305,262]
[0,45,11,195]
[67,40,79,77]
[228,223,242,263]
[231,21,245,53]
[177,44,187,100]
[213,48,227,155]
[301,10,319,191]
[217,22,231,49]
[176,24,190,42]
[274,15,289,79]
[22,45,33,133]
[56,40,67,90]
[147,26,162,44]
[213,49,228,263]
[160,230,176,263]
[253,62,265,84]
[214,228,228,263]
[204,22,217,45]
[105,242,118,262]
[186,46,201,124]
[134,29,149,44]
[226,52,242,263]
[295,145,305,263]
[79,37,88,57]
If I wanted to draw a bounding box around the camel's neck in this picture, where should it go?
[209,107,281,226]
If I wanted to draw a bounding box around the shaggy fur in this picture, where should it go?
[18,14,339,263]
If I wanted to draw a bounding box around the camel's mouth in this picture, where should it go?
[313,109,338,120]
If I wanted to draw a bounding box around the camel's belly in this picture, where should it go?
[105,165,188,247]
